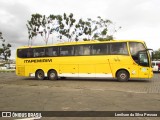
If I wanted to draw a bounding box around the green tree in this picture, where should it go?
[153,49,160,60]
[26,13,120,44]
[0,32,11,61]
[58,13,76,42]
[81,16,117,41]
[74,18,86,41]
[26,13,58,45]
[0,43,11,61]
[26,13,42,45]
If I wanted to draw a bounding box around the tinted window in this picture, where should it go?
[45,47,59,57]
[17,47,59,58]
[75,45,91,56]
[17,48,33,58]
[92,44,108,55]
[109,42,128,55]
[46,47,53,57]
[53,47,59,56]
[139,51,149,67]
[60,46,74,56]
[33,48,45,57]
[17,49,27,58]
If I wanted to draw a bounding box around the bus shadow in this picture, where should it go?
[61,78,118,82]
[22,77,116,82]
[21,77,150,83]
[128,79,151,82]
[63,78,150,83]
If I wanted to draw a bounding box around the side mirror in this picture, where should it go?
[151,51,154,61]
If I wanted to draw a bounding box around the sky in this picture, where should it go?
[0,0,160,59]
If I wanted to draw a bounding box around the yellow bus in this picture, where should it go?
[16,40,153,82]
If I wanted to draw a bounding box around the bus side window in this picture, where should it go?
[74,45,91,56]
[18,49,29,58]
[118,43,128,55]
[74,45,83,55]
[53,51,57,56]
[27,51,31,58]
[110,43,119,54]
[74,46,78,55]
[68,46,74,56]
[109,42,128,55]
[83,46,90,55]
[40,52,43,56]
[78,46,84,55]
[53,47,58,56]
[52,50,57,56]
[60,46,74,56]
[92,44,108,55]
[77,45,91,55]
[75,46,81,55]
[45,47,52,57]
[32,49,37,57]
[33,48,45,57]
[27,49,33,58]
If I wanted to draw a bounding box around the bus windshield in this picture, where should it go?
[129,42,146,55]
[129,42,149,67]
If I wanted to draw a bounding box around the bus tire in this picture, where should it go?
[48,70,57,80]
[35,70,45,80]
[117,70,129,82]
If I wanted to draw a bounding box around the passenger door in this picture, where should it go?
[138,51,150,78]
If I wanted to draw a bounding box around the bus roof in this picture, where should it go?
[18,40,145,49]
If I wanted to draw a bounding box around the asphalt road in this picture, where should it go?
[0,72,160,120]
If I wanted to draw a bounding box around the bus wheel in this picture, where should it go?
[117,70,129,82]
[35,70,45,80]
[48,70,57,80]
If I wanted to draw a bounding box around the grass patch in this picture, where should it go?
[0,69,15,72]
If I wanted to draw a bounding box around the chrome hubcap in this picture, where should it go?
[120,73,126,79]
[50,73,55,78]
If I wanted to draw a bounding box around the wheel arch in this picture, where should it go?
[35,69,44,74]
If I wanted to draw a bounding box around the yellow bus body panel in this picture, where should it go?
[16,40,153,79]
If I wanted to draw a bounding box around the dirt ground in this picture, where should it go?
[0,72,160,120]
